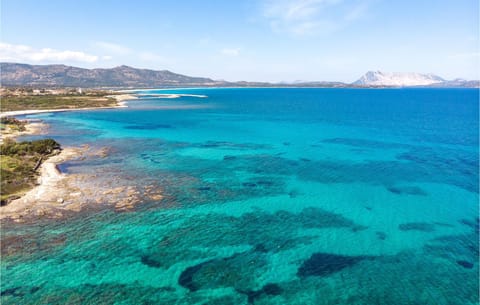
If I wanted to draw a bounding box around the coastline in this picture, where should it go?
[0,140,164,222]
[0,121,48,144]
[0,146,85,221]
[0,93,161,222]
[136,93,207,98]
[0,94,136,118]
[0,117,85,221]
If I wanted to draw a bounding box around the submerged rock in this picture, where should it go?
[0,285,40,297]
[387,185,427,196]
[297,252,371,277]
[178,251,267,292]
[256,180,274,186]
[456,260,474,269]
[398,222,436,232]
[288,190,300,198]
[459,218,479,232]
[0,287,24,297]
[197,186,211,191]
[238,283,283,304]
[262,283,282,295]
[140,255,163,268]
[253,244,269,253]
[178,261,210,292]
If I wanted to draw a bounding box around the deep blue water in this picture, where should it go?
[1,88,478,304]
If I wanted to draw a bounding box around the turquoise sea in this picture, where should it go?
[2,88,479,304]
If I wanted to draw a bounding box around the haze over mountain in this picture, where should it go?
[1,63,478,88]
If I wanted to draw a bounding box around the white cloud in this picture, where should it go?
[262,0,370,36]
[221,48,240,56]
[0,42,98,63]
[93,41,132,55]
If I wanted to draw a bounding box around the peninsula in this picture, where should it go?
[0,88,138,218]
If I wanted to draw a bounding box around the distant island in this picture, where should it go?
[1,63,478,88]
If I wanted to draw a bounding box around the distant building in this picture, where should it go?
[77,88,83,94]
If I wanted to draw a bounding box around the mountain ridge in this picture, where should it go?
[353,71,445,86]
[1,63,478,88]
[0,63,223,88]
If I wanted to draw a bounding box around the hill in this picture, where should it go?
[1,63,478,88]
[353,71,445,86]
[0,63,224,88]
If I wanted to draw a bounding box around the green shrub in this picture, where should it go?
[0,117,26,131]
[0,138,61,202]
[0,117,22,125]
[31,139,61,154]
[0,138,60,156]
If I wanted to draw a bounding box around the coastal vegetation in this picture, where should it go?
[0,89,117,112]
[0,117,26,131]
[0,88,121,206]
[0,137,61,205]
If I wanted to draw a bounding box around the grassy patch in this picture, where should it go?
[0,138,61,205]
[0,94,117,112]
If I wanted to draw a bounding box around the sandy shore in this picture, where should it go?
[0,147,85,221]
[136,93,207,98]
[0,93,166,222]
[0,94,136,118]
[1,143,164,222]
[107,93,138,104]
[0,121,48,144]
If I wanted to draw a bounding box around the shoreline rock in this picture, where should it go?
[0,146,85,221]
[0,100,167,223]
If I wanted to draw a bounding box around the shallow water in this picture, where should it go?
[2,88,478,304]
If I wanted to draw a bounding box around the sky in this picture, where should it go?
[1,0,478,82]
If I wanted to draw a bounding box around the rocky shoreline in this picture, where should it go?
[0,94,164,223]
[0,121,48,144]
[1,142,164,223]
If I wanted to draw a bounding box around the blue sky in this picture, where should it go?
[1,0,478,82]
